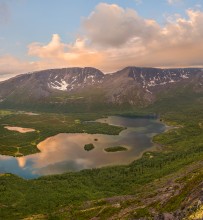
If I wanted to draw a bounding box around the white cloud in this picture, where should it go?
[82,3,159,47]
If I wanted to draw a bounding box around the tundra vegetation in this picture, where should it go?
[104,146,128,152]
[84,143,95,151]
[0,93,203,219]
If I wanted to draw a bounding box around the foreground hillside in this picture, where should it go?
[0,95,202,219]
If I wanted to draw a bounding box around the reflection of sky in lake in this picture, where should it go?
[0,116,165,179]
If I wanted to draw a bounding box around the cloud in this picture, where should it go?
[1,3,203,81]
[82,3,159,47]
[0,55,36,79]
[28,34,104,69]
[81,5,203,70]
[30,5,203,72]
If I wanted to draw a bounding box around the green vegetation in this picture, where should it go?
[0,110,13,116]
[130,207,152,218]
[84,143,95,151]
[0,88,133,114]
[0,112,125,156]
[0,91,202,219]
[104,146,128,152]
[161,171,203,213]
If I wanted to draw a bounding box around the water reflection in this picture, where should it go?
[4,126,35,133]
[0,116,165,179]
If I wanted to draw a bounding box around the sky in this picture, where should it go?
[0,0,203,81]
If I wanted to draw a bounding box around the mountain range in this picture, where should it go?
[0,66,202,111]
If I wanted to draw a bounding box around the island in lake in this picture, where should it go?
[84,143,95,151]
[104,146,128,152]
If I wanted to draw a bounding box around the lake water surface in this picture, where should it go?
[0,116,165,179]
[4,126,36,133]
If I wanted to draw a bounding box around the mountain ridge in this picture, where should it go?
[0,66,202,109]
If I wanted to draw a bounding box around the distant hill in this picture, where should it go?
[0,66,202,111]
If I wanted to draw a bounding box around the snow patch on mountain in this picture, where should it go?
[48,80,69,91]
[128,68,194,93]
[47,69,104,92]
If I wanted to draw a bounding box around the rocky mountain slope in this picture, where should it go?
[0,66,202,108]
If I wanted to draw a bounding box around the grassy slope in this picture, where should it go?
[0,92,203,219]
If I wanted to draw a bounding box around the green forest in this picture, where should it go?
[0,93,203,219]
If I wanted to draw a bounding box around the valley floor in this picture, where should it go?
[0,98,203,219]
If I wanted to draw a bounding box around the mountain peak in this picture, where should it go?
[0,66,202,107]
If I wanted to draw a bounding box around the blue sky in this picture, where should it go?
[0,0,203,80]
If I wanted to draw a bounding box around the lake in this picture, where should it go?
[0,116,165,179]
